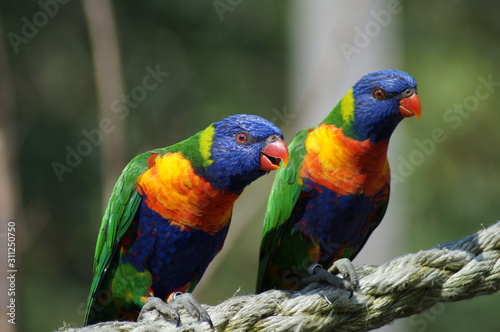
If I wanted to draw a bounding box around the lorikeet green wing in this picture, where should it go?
[84,152,150,324]
[257,130,308,289]
[257,70,421,292]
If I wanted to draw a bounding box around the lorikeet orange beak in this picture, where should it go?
[399,93,421,120]
[260,138,289,171]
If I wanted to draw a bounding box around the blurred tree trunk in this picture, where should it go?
[0,17,20,332]
[287,1,407,331]
[82,0,126,205]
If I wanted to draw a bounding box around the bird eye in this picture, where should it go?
[373,89,385,100]
[236,132,247,143]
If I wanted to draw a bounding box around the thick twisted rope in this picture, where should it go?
[67,221,500,332]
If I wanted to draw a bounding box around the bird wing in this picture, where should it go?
[256,129,310,291]
[84,152,153,324]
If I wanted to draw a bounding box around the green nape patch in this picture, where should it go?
[323,88,357,139]
[166,125,215,170]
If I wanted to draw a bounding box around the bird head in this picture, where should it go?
[330,69,421,143]
[203,114,288,192]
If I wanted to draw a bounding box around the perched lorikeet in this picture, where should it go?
[84,114,288,326]
[257,70,421,292]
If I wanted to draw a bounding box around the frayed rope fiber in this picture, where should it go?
[65,221,500,332]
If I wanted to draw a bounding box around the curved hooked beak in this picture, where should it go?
[260,138,289,171]
[399,93,422,120]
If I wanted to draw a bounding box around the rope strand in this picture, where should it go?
[66,221,500,332]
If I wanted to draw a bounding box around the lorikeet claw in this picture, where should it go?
[301,259,359,296]
[138,296,180,325]
[327,258,359,291]
[170,292,214,329]
[137,294,213,328]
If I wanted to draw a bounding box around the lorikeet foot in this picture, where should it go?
[170,292,213,329]
[301,259,359,296]
[327,258,359,291]
[138,296,180,325]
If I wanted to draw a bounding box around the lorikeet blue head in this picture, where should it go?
[205,114,288,192]
[330,69,421,143]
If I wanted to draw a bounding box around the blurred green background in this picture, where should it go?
[0,1,498,331]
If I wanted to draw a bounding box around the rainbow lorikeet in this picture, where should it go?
[257,70,421,293]
[84,114,288,326]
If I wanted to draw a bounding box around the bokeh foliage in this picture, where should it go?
[403,1,500,331]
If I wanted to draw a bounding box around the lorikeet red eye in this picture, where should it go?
[373,89,385,100]
[236,133,247,143]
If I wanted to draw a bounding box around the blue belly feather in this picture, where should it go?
[293,177,388,266]
[120,200,229,300]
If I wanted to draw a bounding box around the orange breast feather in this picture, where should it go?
[137,152,239,235]
[300,124,390,196]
